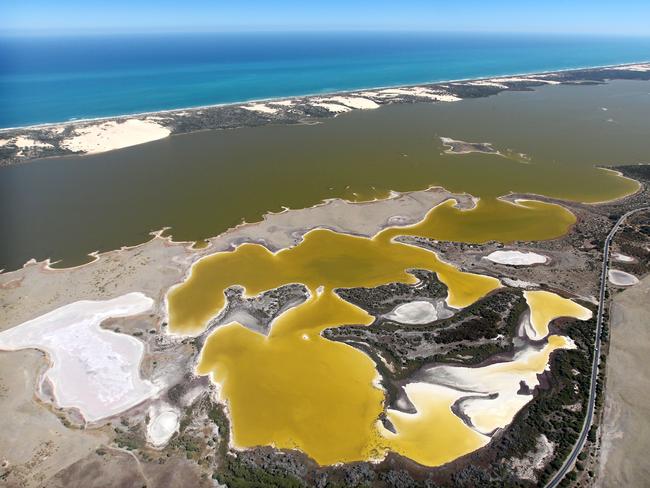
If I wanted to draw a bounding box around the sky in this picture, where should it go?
[2,0,650,36]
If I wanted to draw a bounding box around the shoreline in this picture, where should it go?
[2,176,639,276]
[1,61,650,166]
[1,60,648,133]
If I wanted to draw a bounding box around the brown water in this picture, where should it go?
[2,80,648,270]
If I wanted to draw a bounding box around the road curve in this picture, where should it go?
[545,206,650,488]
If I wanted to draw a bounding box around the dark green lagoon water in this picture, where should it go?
[1,80,649,270]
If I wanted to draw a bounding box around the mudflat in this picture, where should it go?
[598,274,650,487]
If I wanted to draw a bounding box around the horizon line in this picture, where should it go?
[2,28,650,38]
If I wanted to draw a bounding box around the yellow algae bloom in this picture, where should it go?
[381,382,490,466]
[166,198,581,467]
[524,291,593,340]
[459,334,574,434]
[392,335,574,452]
[168,228,500,335]
[379,198,576,244]
[197,289,386,465]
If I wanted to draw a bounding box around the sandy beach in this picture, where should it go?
[1,61,648,165]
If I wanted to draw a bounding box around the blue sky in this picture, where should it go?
[2,0,650,36]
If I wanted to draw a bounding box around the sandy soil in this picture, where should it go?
[598,275,650,487]
[506,434,555,483]
[0,349,108,487]
[0,237,194,330]
[46,448,213,488]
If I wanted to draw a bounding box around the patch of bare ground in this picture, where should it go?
[0,349,108,488]
[46,447,212,488]
[597,276,650,487]
[596,220,650,487]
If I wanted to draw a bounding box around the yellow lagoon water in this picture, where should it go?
[196,289,385,465]
[524,290,593,339]
[378,198,576,243]
[168,226,502,335]
[383,335,574,465]
[166,205,593,466]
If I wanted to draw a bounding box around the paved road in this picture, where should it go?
[545,206,650,488]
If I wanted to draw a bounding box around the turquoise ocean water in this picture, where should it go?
[0,32,649,128]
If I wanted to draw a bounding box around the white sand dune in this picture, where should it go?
[14,136,54,149]
[0,136,54,150]
[269,100,294,107]
[61,119,171,154]
[624,63,650,72]
[491,77,561,85]
[242,103,279,114]
[311,102,353,113]
[608,269,639,286]
[460,80,509,89]
[0,292,156,422]
[317,96,379,110]
[485,250,548,266]
[366,87,461,102]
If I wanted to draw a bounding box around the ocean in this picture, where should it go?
[0,31,649,128]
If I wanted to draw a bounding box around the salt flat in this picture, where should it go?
[0,292,157,422]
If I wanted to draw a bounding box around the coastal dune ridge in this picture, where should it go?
[1,61,649,166]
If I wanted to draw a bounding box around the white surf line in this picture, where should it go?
[0,292,157,422]
[2,60,648,133]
